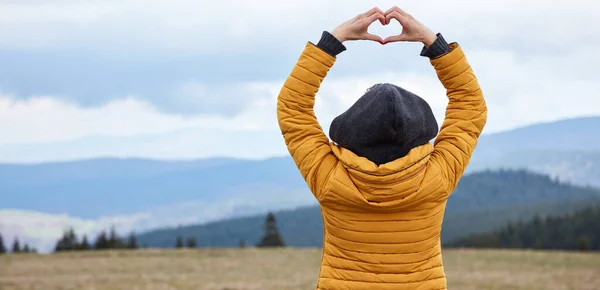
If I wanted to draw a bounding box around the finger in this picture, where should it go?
[362,7,385,18]
[385,6,409,17]
[384,7,410,24]
[385,11,410,26]
[366,12,386,25]
[362,8,385,25]
[385,11,399,25]
[379,14,386,25]
[382,33,409,44]
[364,33,384,43]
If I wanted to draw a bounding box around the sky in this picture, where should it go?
[0,0,599,163]
[0,0,599,251]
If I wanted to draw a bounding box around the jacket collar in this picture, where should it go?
[330,142,433,177]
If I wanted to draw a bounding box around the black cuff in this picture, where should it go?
[420,33,451,59]
[316,31,347,57]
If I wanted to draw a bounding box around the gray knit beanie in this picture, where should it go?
[329,83,439,166]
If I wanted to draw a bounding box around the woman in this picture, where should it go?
[276,6,487,290]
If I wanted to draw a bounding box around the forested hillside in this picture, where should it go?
[137,170,600,247]
[447,205,600,251]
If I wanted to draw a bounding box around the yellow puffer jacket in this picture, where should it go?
[277,42,487,290]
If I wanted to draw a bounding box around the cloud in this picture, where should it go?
[2,42,600,163]
[0,0,598,163]
[0,209,144,253]
[0,0,598,116]
[1,0,599,247]
[0,185,315,253]
[0,0,595,53]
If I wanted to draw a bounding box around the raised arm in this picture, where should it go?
[384,6,488,193]
[429,44,487,193]
[276,42,337,200]
[277,8,385,200]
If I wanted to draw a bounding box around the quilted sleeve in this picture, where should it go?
[277,42,338,200]
[429,43,488,193]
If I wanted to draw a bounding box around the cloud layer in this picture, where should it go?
[0,185,315,253]
[1,0,599,252]
[0,0,599,163]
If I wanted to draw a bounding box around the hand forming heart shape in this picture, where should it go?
[331,6,437,46]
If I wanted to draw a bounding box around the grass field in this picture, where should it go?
[1,248,599,290]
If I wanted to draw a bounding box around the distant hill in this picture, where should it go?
[444,169,599,214]
[136,170,600,248]
[2,116,600,218]
[3,116,600,253]
[469,150,600,187]
[447,204,600,251]
[442,196,600,242]
[473,117,600,159]
[0,157,308,218]
[468,117,600,187]
[0,157,239,185]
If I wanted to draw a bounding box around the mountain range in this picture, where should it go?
[1,116,600,252]
[136,170,600,248]
[447,203,600,251]
[467,116,600,186]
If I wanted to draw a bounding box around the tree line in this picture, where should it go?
[447,204,600,251]
[53,226,204,252]
[169,212,285,249]
[0,233,37,254]
[54,226,140,252]
[137,211,286,249]
[3,212,286,254]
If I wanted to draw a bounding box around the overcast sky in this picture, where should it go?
[0,0,598,163]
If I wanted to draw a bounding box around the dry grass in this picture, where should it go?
[1,248,599,290]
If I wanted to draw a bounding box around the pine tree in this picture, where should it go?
[105,226,126,249]
[186,237,197,248]
[578,235,591,251]
[55,228,79,252]
[256,212,285,248]
[66,228,78,250]
[127,232,138,249]
[175,236,184,248]
[535,238,544,249]
[0,233,6,254]
[80,235,90,251]
[94,231,109,250]
[108,226,119,249]
[23,244,30,253]
[55,236,65,252]
[448,204,600,250]
[12,238,21,253]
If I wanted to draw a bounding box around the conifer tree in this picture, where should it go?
[108,226,119,249]
[175,236,184,248]
[80,235,90,251]
[186,237,197,248]
[0,233,6,254]
[12,238,21,253]
[256,212,285,248]
[55,228,79,252]
[578,235,591,251]
[94,231,109,250]
[66,228,78,250]
[127,232,138,249]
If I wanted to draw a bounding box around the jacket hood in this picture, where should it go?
[330,143,434,204]
[329,83,439,166]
